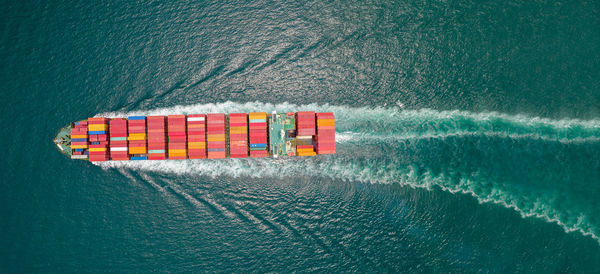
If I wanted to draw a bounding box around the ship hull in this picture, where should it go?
[54,111,335,161]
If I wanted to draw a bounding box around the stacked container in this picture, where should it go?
[88,117,110,161]
[315,112,336,154]
[229,113,248,158]
[248,112,268,158]
[109,118,129,160]
[168,115,187,160]
[70,120,88,159]
[147,116,167,160]
[206,113,226,159]
[127,116,148,160]
[296,111,316,156]
[187,114,206,159]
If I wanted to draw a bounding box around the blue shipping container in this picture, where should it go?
[71,138,87,142]
[128,116,146,120]
[250,143,267,148]
[131,156,148,160]
[88,131,106,135]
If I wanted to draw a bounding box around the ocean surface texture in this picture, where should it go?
[2,0,600,272]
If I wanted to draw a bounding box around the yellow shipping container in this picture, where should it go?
[229,127,247,134]
[188,142,206,149]
[88,124,108,131]
[248,112,267,119]
[296,148,315,153]
[207,136,225,142]
[168,149,187,153]
[297,151,316,156]
[317,119,335,127]
[71,145,88,149]
[129,133,146,137]
[89,147,107,152]
[71,134,88,139]
[128,135,147,141]
[129,147,147,154]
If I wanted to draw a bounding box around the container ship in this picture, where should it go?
[53,111,335,161]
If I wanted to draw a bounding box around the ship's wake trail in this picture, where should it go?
[97,102,600,244]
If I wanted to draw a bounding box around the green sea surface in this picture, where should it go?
[1,0,599,272]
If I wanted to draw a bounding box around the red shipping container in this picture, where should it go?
[297,129,315,136]
[168,133,186,138]
[207,141,225,145]
[148,145,166,150]
[250,151,268,158]
[188,137,206,142]
[89,158,107,162]
[169,136,186,142]
[317,142,336,148]
[249,122,267,127]
[316,112,334,117]
[207,125,225,130]
[89,144,108,148]
[168,143,186,149]
[207,152,226,159]
[148,155,167,160]
[110,141,127,146]
[169,156,187,160]
[249,137,267,143]
[147,116,165,120]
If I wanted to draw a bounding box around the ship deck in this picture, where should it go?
[53,125,73,157]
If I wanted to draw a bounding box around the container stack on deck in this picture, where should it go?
[315,112,336,154]
[127,116,147,160]
[147,116,167,160]
[187,114,206,159]
[296,111,316,156]
[206,114,226,158]
[70,120,88,159]
[248,112,268,157]
[168,115,187,160]
[229,113,248,158]
[66,111,336,161]
[109,118,129,160]
[88,117,110,161]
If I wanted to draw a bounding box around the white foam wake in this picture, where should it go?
[94,101,600,244]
